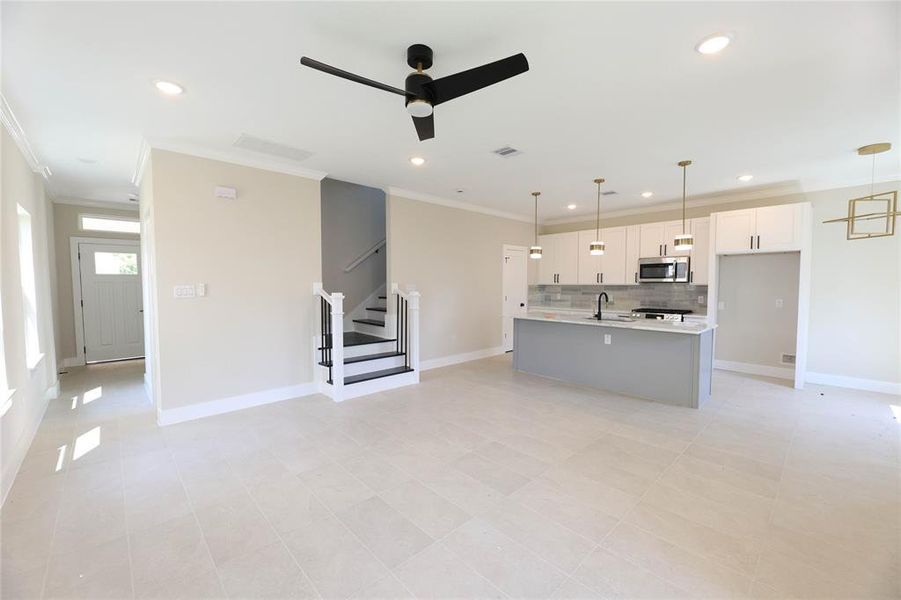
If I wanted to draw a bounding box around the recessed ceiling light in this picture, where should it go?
[641,191,653,198]
[696,33,732,55]
[567,204,577,210]
[154,80,184,96]
[737,174,754,182]
[409,157,425,166]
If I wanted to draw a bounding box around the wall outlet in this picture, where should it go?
[698,295,706,305]
[197,283,207,297]
[775,298,783,308]
[604,334,612,345]
[718,301,726,310]
[174,284,196,298]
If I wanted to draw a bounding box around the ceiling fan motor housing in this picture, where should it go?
[405,72,433,115]
[406,44,433,70]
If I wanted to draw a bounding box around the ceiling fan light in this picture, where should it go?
[589,241,605,256]
[529,246,543,259]
[674,233,694,251]
[406,98,433,118]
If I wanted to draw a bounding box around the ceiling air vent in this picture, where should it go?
[492,146,522,158]
[233,134,313,162]
[602,190,618,196]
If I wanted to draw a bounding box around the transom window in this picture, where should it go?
[94,252,139,275]
[79,215,140,234]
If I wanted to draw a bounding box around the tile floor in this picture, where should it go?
[1,356,898,599]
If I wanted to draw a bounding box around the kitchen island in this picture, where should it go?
[513,311,715,408]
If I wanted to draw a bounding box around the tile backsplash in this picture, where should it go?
[530,284,708,314]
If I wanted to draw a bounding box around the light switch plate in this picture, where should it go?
[698,295,705,305]
[718,301,726,310]
[775,298,783,308]
[174,284,196,298]
[604,334,611,345]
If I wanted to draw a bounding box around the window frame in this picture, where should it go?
[78,213,141,235]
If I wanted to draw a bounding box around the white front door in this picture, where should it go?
[78,242,144,362]
[502,246,528,352]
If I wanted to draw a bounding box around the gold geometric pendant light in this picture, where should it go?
[673,160,694,251]
[823,143,898,240]
[589,178,606,256]
[529,191,543,258]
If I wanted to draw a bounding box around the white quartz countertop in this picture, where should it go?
[517,309,716,335]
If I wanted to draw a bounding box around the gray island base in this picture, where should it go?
[513,315,715,409]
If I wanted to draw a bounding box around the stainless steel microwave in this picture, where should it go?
[638,256,690,283]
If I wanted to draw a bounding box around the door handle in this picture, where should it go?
[756,235,760,249]
[659,244,662,256]
[634,272,638,283]
[664,244,667,256]
[690,271,694,283]
[596,273,599,283]
[750,235,753,250]
[600,273,604,284]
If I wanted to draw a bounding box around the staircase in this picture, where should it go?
[314,283,419,401]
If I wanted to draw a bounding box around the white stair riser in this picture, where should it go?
[344,354,406,377]
[366,308,388,319]
[353,321,387,336]
[344,341,396,359]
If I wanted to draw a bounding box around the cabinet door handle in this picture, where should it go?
[690,271,694,283]
[750,235,753,250]
[596,273,599,283]
[756,235,760,249]
[634,272,638,283]
[659,244,662,256]
[664,244,667,256]
[600,273,604,284]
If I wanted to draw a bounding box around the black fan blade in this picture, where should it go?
[412,114,435,141]
[300,57,406,96]
[422,53,528,106]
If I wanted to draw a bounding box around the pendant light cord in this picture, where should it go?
[681,164,687,233]
[595,181,601,240]
[534,195,538,245]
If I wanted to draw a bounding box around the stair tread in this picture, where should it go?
[318,332,394,350]
[353,318,385,327]
[378,296,387,299]
[366,306,387,312]
[329,366,414,385]
[319,351,405,367]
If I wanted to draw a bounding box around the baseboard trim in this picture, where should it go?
[714,359,794,380]
[157,382,317,426]
[61,356,85,368]
[805,372,901,395]
[421,346,506,371]
[1,381,56,506]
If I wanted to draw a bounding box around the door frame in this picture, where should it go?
[69,236,142,366]
[501,244,529,351]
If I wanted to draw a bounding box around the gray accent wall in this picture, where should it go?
[530,284,708,314]
[321,179,386,314]
[715,252,799,370]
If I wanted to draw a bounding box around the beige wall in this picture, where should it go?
[544,181,901,387]
[1,127,59,501]
[716,252,800,369]
[387,195,533,362]
[147,149,321,413]
[52,203,139,362]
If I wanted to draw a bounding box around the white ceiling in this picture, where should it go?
[3,2,899,220]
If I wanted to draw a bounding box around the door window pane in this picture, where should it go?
[94,252,138,275]
[80,216,140,234]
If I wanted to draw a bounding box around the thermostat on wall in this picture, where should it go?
[214,186,237,200]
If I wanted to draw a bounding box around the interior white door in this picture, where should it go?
[502,246,528,352]
[79,242,145,362]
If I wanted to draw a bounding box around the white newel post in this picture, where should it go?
[408,291,420,374]
[330,292,345,397]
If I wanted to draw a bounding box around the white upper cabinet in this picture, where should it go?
[714,204,802,254]
[537,232,579,284]
[600,226,628,284]
[639,221,666,257]
[625,225,641,285]
[664,221,692,257]
[714,208,756,253]
[755,204,802,251]
[689,217,710,285]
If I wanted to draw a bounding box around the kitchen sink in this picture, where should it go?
[585,315,635,323]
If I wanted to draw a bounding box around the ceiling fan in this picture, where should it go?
[300,44,529,141]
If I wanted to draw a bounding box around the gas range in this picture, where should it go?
[630,307,694,322]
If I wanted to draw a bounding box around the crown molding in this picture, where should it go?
[52,196,139,212]
[145,138,328,181]
[132,139,151,186]
[387,187,532,223]
[1,93,51,179]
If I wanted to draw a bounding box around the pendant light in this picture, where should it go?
[589,178,606,255]
[673,160,694,251]
[529,191,543,259]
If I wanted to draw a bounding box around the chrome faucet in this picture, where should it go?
[596,292,609,320]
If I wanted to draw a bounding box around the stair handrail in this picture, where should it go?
[390,283,420,374]
[344,238,386,273]
[313,283,344,391]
